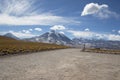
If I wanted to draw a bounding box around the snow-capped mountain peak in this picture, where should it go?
[26,30,72,45]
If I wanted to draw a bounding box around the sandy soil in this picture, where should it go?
[0,48,120,80]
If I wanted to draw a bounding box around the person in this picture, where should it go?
[81,43,85,51]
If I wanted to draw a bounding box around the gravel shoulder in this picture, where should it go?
[0,48,120,80]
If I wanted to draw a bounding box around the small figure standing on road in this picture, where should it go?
[81,43,85,51]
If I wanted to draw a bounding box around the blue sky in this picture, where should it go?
[0,0,120,40]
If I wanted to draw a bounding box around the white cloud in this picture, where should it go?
[22,30,31,34]
[108,34,120,41]
[29,29,33,31]
[68,30,96,38]
[34,28,42,31]
[118,30,120,34]
[22,28,34,34]
[9,30,36,38]
[84,28,90,31]
[50,25,66,30]
[0,14,79,25]
[81,3,119,19]
[0,0,79,25]
[68,30,120,41]
[0,0,35,16]
[81,3,108,16]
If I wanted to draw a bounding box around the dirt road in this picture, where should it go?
[0,49,120,80]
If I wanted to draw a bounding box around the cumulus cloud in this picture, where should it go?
[0,0,79,25]
[84,28,90,31]
[21,28,34,34]
[68,30,120,41]
[29,29,33,31]
[50,25,66,30]
[34,28,42,31]
[22,30,31,34]
[81,3,119,19]
[118,30,120,34]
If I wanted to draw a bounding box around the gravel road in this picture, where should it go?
[0,48,120,80]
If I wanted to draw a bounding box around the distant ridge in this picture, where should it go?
[24,31,120,50]
[0,36,16,40]
[72,38,120,50]
[4,33,19,40]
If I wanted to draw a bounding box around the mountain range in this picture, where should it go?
[25,30,72,45]
[2,31,120,50]
[72,38,120,50]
